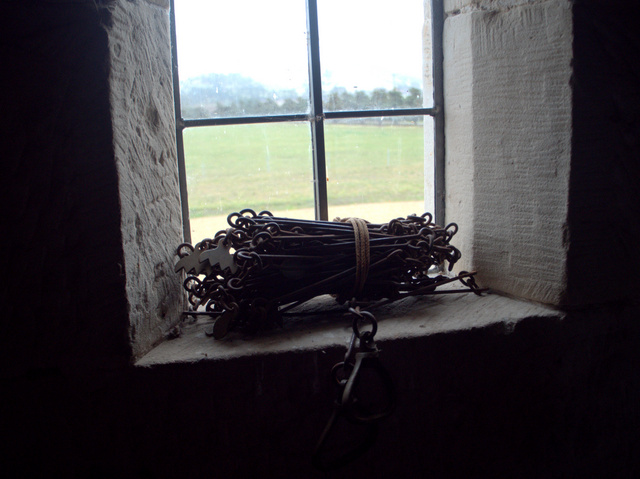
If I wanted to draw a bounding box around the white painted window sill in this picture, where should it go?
[136,285,563,367]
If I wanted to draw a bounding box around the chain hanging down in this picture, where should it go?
[313,307,395,470]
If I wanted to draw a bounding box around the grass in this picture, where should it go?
[184,122,425,218]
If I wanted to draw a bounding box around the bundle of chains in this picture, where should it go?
[175,208,482,339]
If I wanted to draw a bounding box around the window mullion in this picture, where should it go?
[432,0,445,227]
[306,0,328,221]
[325,108,436,120]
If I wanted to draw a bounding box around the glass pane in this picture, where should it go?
[318,0,429,111]
[174,0,310,119]
[325,116,431,224]
[185,123,315,240]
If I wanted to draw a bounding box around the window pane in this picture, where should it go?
[318,0,428,111]
[185,123,315,240]
[174,0,310,119]
[325,117,431,224]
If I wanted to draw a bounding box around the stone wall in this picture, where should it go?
[444,0,573,305]
[443,0,640,308]
[106,0,184,358]
[0,0,131,374]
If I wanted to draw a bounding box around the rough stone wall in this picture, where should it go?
[0,0,184,369]
[105,0,184,358]
[444,0,573,305]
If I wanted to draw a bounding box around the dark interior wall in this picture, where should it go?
[0,1,639,478]
[2,307,639,478]
[0,1,131,376]
[567,0,640,305]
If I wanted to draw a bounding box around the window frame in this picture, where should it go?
[169,0,445,244]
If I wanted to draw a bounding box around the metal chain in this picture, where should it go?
[313,307,395,470]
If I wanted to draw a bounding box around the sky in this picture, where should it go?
[173,0,427,92]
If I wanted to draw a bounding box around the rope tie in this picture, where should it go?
[335,217,370,298]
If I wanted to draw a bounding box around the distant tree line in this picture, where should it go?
[324,86,423,111]
[180,73,424,121]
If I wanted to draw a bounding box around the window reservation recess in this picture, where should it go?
[170,0,444,243]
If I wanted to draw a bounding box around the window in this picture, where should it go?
[170,0,444,243]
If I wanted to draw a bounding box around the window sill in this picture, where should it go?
[136,285,563,367]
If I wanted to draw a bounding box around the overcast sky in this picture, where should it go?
[174,0,426,91]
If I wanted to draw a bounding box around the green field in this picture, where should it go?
[184,122,425,218]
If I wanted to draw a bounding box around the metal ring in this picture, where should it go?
[176,242,194,258]
[352,310,377,339]
[239,208,258,217]
[331,361,353,386]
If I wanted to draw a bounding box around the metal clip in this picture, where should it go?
[340,309,394,423]
[313,308,395,470]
